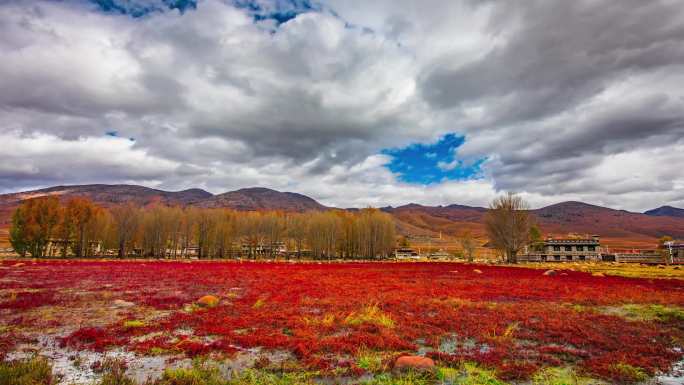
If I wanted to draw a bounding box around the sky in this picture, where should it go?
[1,0,683,211]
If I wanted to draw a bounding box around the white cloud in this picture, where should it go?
[0,0,683,212]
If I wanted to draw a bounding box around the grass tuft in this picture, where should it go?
[0,356,54,385]
[357,349,384,373]
[361,371,433,385]
[455,363,508,385]
[252,298,266,309]
[123,320,146,329]
[609,363,648,383]
[227,368,317,385]
[532,367,601,385]
[345,303,394,328]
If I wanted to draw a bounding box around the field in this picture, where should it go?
[1,260,684,384]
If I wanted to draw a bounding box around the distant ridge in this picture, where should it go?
[644,205,684,218]
[0,184,213,208]
[195,187,327,212]
[1,184,684,248]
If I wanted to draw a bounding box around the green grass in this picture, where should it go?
[618,304,684,322]
[532,367,603,385]
[361,371,433,385]
[156,365,225,385]
[226,369,318,385]
[0,356,54,385]
[453,363,508,385]
[357,349,385,373]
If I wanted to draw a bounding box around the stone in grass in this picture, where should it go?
[197,295,220,308]
[473,269,483,274]
[113,299,135,308]
[543,270,556,276]
[394,355,435,372]
[592,272,605,277]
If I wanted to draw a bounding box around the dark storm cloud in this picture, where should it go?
[419,0,684,197]
[422,0,684,117]
[0,0,683,210]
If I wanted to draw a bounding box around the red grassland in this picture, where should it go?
[1,260,683,383]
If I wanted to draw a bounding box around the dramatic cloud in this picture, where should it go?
[0,0,683,211]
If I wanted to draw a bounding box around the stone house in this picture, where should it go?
[519,235,601,262]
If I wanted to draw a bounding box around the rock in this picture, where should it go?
[674,266,680,270]
[657,265,665,269]
[113,299,135,308]
[560,273,568,276]
[197,295,220,308]
[449,270,458,274]
[394,356,435,372]
[12,263,25,267]
[473,269,483,274]
[543,270,556,276]
[592,272,605,277]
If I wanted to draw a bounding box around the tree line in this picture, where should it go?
[9,196,396,259]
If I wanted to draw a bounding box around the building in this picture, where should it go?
[44,238,102,257]
[241,242,287,257]
[395,247,420,260]
[519,235,601,262]
[427,250,452,260]
[610,249,666,264]
[667,243,684,264]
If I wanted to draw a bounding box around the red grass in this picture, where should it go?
[1,260,683,382]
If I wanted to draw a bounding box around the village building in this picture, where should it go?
[604,249,666,264]
[519,235,601,262]
[395,247,420,260]
[427,250,452,260]
[241,242,287,257]
[667,243,684,264]
[44,238,102,257]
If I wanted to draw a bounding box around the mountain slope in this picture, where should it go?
[0,184,212,208]
[644,205,684,218]
[195,187,327,212]
[2,184,683,249]
[385,201,684,246]
[0,184,214,245]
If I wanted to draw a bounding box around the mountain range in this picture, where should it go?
[1,184,682,248]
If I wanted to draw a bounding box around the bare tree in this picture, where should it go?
[484,192,531,264]
[458,230,476,262]
[111,203,140,258]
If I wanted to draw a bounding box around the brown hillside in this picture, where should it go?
[195,187,327,212]
[1,185,682,250]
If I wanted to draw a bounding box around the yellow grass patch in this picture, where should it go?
[344,304,394,328]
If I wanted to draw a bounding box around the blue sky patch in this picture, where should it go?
[233,0,321,25]
[89,0,196,17]
[382,134,484,184]
[88,0,320,24]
